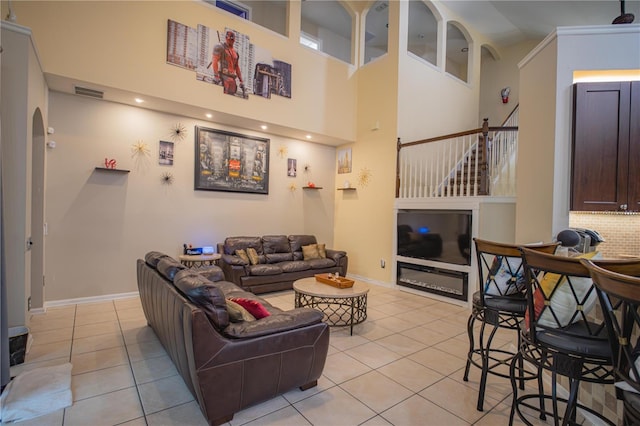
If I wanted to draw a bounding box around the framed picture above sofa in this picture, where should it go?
[195,126,270,194]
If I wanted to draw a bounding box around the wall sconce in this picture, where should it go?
[501,87,511,104]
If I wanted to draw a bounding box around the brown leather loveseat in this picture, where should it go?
[218,234,348,294]
[137,251,329,426]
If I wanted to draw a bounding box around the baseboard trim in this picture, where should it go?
[44,291,140,309]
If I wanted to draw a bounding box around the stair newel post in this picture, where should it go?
[395,137,401,198]
[479,118,490,195]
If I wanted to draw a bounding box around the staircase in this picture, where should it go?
[396,106,519,199]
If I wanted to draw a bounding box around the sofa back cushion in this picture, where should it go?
[262,235,294,263]
[289,235,318,260]
[157,257,187,281]
[173,270,229,330]
[145,251,170,268]
[223,237,263,255]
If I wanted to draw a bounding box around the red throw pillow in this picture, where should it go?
[230,298,271,319]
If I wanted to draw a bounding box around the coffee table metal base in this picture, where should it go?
[294,292,367,335]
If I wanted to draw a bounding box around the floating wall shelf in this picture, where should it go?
[337,188,356,191]
[302,186,323,190]
[95,167,130,173]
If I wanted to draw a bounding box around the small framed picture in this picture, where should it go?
[159,141,174,165]
[287,158,297,177]
[337,147,352,174]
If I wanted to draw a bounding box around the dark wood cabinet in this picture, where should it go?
[571,81,639,212]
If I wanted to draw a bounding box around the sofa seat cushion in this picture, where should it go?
[173,271,229,330]
[306,258,337,269]
[279,261,311,273]
[266,252,294,263]
[248,264,282,276]
[223,308,324,339]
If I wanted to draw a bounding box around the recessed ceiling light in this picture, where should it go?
[261,125,268,130]
[206,113,213,118]
[135,98,144,103]
[306,135,312,139]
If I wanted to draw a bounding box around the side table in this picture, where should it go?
[178,254,221,268]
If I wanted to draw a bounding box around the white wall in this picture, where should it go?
[45,92,337,302]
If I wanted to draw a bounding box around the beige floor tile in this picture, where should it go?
[359,415,393,426]
[380,394,469,426]
[118,417,149,426]
[137,374,195,415]
[243,405,312,426]
[122,325,159,345]
[72,364,136,401]
[425,319,466,338]
[74,310,119,326]
[72,332,124,355]
[29,327,73,346]
[369,316,415,333]
[474,401,531,425]
[126,338,167,363]
[73,320,121,339]
[71,346,129,375]
[393,308,442,326]
[120,317,150,331]
[322,352,372,384]
[419,377,501,423]
[328,330,370,351]
[377,358,445,392]
[375,333,427,356]
[350,321,395,341]
[364,306,393,321]
[282,374,335,404]
[25,339,71,364]
[229,395,291,426]
[75,301,115,315]
[116,307,146,321]
[114,297,143,311]
[293,386,376,426]
[63,386,144,426]
[130,354,179,385]
[408,347,467,376]
[145,401,208,426]
[28,315,75,332]
[344,341,403,369]
[373,301,417,316]
[341,370,414,412]
[433,335,472,360]
[400,325,452,347]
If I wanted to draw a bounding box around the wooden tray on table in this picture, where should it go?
[315,273,354,289]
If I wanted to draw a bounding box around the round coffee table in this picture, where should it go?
[293,277,369,335]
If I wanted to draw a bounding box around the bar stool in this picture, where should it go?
[463,238,558,411]
[511,249,640,426]
[584,259,640,426]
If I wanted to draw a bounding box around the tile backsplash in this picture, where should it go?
[570,212,640,258]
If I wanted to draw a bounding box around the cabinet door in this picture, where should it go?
[571,82,631,211]
[629,81,640,212]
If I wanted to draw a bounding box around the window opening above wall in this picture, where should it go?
[204,0,288,36]
[364,1,389,64]
[300,0,353,64]
[407,0,438,67]
[445,22,470,83]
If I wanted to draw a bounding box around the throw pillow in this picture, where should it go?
[247,247,260,265]
[484,256,524,296]
[235,249,250,263]
[317,243,327,258]
[230,297,271,319]
[302,244,321,260]
[527,251,601,329]
[226,299,256,322]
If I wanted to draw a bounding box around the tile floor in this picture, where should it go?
[8,284,602,426]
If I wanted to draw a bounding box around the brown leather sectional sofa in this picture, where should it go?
[137,252,330,426]
[218,234,348,294]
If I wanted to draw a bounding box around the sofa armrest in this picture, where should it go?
[326,249,348,276]
[219,254,248,286]
[223,308,324,339]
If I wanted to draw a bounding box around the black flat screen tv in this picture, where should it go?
[397,209,472,266]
